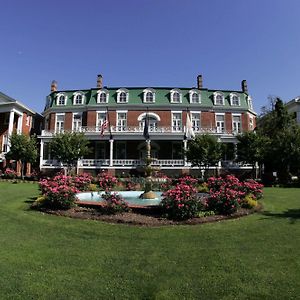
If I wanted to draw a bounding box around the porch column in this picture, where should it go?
[7,110,15,151]
[234,142,238,159]
[17,114,23,134]
[183,139,188,166]
[39,140,44,169]
[109,139,114,167]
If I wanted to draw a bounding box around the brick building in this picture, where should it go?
[0,92,41,175]
[39,75,257,175]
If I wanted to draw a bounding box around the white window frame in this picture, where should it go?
[143,88,156,103]
[117,89,129,103]
[189,90,201,104]
[172,111,182,132]
[213,92,225,106]
[72,112,82,131]
[232,113,242,134]
[97,89,109,104]
[249,115,254,130]
[116,110,128,131]
[73,92,85,105]
[2,134,8,152]
[215,113,225,133]
[170,89,182,103]
[96,111,108,130]
[247,95,253,110]
[190,111,201,132]
[55,113,65,133]
[56,93,67,106]
[230,93,240,106]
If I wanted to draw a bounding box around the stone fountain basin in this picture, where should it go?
[76,191,163,207]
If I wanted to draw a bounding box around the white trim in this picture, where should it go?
[229,93,240,106]
[55,113,65,132]
[56,93,67,106]
[73,91,85,105]
[143,88,156,103]
[72,112,82,131]
[213,91,224,106]
[189,89,201,103]
[96,111,108,128]
[170,89,182,103]
[137,112,161,121]
[117,88,129,103]
[116,110,128,113]
[96,89,109,103]
[171,111,182,132]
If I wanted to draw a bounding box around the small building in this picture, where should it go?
[39,75,257,175]
[0,91,41,175]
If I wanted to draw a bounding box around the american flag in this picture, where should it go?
[100,120,109,136]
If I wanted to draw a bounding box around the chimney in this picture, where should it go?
[97,74,103,89]
[51,80,57,92]
[197,75,203,89]
[241,80,248,93]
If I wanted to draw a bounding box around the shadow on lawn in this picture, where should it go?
[261,209,300,224]
[24,196,36,204]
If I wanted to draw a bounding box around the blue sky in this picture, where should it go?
[1,0,300,113]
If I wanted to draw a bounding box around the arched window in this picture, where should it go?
[170,89,182,103]
[138,112,160,132]
[56,93,67,105]
[192,93,199,103]
[75,94,83,105]
[214,92,224,105]
[230,93,240,106]
[97,89,109,103]
[117,89,129,103]
[73,92,85,105]
[146,92,153,102]
[143,88,156,103]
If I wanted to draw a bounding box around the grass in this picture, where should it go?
[0,182,299,299]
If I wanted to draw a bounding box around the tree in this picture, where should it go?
[257,97,300,183]
[5,133,38,179]
[49,132,90,174]
[186,134,222,176]
[236,131,268,178]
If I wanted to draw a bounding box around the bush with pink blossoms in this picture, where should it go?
[161,182,203,220]
[39,173,79,209]
[98,171,118,191]
[176,175,198,187]
[206,175,263,215]
[101,192,130,214]
[3,168,18,179]
[241,179,264,200]
[73,173,93,191]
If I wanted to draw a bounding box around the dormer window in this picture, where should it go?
[97,89,109,103]
[73,92,85,105]
[213,92,224,105]
[189,90,201,103]
[117,89,129,103]
[230,93,240,106]
[56,93,67,106]
[170,89,182,103]
[143,88,155,103]
[247,96,253,110]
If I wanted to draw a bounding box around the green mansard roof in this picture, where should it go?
[44,86,254,112]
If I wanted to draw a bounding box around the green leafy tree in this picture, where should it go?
[186,134,222,176]
[258,97,300,183]
[5,133,38,179]
[49,132,90,174]
[236,131,268,178]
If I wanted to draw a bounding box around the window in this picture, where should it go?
[73,93,84,105]
[2,135,8,152]
[247,96,253,110]
[143,88,155,103]
[97,89,109,103]
[191,112,200,131]
[249,116,254,130]
[73,113,82,131]
[232,115,241,133]
[116,112,127,131]
[216,114,225,133]
[214,92,224,105]
[26,116,31,127]
[97,112,107,129]
[57,93,67,105]
[55,114,65,132]
[139,116,158,132]
[172,112,182,132]
[189,90,201,103]
[170,89,182,103]
[230,93,240,106]
[117,89,129,103]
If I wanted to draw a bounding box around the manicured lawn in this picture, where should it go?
[0,182,299,299]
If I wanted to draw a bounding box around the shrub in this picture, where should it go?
[241,194,258,209]
[73,173,94,191]
[101,192,130,214]
[242,180,264,200]
[39,174,79,209]
[98,171,118,191]
[87,183,98,191]
[177,175,198,187]
[161,182,203,220]
[3,168,17,179]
